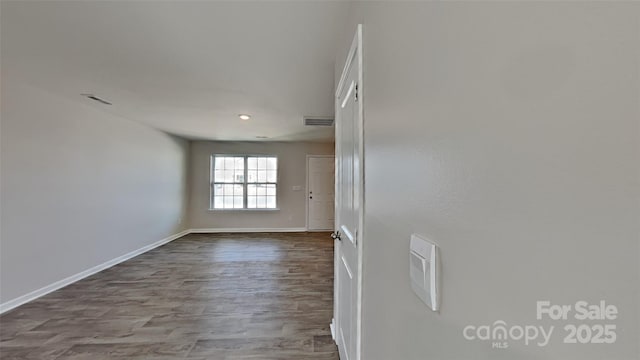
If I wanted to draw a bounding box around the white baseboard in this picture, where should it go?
[0,229,190,314]
[189,227,308,233]
[0,227,314,314]
[330,318,336,340]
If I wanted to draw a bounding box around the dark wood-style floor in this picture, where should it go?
[0,232,338,360]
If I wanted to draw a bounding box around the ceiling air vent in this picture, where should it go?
[81,94,112,105]
[303,116,334,127]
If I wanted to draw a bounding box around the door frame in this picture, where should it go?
[305,154,336,231]
[333,23,364,360]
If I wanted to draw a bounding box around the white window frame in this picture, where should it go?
[209,154,279,211]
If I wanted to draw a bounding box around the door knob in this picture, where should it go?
[331,231,342,241]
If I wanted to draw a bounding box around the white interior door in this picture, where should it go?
[334,25,362,360]
[308,156,335,230]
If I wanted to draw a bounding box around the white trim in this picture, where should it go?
[0,227,316,314]
[0,229,190,314]
[207,208,281,212]
[330,318,337,340]
[334,24,364,360]
[210,154,280,210]
[336,30,359,98]
[306,154,336,231]
[0,227,317,314]
[189,227,307,233]
[341,81,356,109]
[355,24,366,360]
[355,24,365,360]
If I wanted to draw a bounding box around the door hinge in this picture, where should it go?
[354,84,359,102]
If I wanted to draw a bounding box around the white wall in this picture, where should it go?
[0,76,190,304]
[337,2,639,359]
[188,141,333,230]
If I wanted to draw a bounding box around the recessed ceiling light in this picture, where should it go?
[238,114,251,120]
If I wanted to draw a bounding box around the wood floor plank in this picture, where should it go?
[0,232,338,359]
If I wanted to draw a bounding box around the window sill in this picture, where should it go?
[208,208,280,212]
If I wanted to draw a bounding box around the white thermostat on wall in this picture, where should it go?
[409,234,438,311]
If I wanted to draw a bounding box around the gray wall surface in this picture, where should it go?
[0,77,190,304]
[336,2,640,359]
[188,141,334,230]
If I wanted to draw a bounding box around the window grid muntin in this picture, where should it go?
[211,155,245,209]
[211,155,277,209]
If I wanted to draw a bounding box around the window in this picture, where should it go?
[211,155,278,209]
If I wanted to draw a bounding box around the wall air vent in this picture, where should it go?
[303,116,334,127]
[81,94,112,105]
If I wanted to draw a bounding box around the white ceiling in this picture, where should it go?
[1,1,349,142]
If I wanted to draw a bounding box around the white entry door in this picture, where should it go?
[333,25,362,360]
[308,156,335,230]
